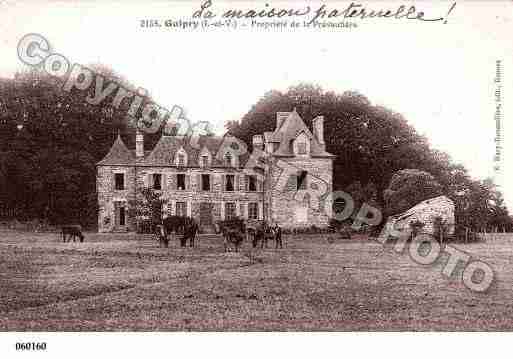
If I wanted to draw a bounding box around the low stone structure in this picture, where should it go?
[384,195,455,237]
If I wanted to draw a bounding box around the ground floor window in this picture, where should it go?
[177,174,186,190]
[176,201,187,217]
[248,202,258,220]
[225,202,236,219]
[201,174,210,191]
[119,206,126,225]
[114,201,127,226]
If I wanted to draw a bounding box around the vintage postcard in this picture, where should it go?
[0,0,512,357]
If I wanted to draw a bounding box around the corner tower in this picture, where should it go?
[264,110,334,228]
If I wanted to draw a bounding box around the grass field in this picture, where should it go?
[1,230,513,331]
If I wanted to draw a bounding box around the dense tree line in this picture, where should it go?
[0,67,161,226]
[0,72,510,231]
[227,84,512,231]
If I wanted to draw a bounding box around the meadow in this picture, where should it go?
[1,230,512,331]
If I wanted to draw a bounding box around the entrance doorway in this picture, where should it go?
[114,201,127,231]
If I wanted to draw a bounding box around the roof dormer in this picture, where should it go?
[199,146,211,168]
[293,132,310,157]
[174,147,188,167]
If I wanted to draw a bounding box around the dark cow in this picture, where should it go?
[221,226,245,252]
[161,216,199,247]
[62,225,84,243]
[218,218,246,252]
[253,222,273,249]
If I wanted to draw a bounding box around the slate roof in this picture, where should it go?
[97,134,247,167]
[140,135,231,167]
[140,136,184,166]
[98,110,334,167]
[97,134,135,166]
[272,109,334,158]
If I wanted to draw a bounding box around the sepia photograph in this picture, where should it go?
[0,0,512,357]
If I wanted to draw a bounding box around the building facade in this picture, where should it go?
[96,110,334,232]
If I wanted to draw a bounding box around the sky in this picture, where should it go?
[0,0,512,208]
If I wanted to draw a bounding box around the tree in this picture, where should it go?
[0,65,158,226]
[383,169,443,216]
[128,188,167,232]
[227,83,445,200]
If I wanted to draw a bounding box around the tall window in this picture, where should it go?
[247,175,257,192]
[153,173,162,190]
[177,174,186,190]
[225,174,234,191]
[225,152,232,167]
[177,153,185,167]
[201,174,210,191]
[201,155,209,168]
[115,173,124,190]
[225,202,236,219]
[176,202,187,217]
[248,203,258,220]
[297,170,308,190]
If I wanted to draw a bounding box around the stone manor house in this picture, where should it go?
[97,110,334,232]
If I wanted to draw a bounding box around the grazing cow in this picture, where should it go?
[62,225,84,243]
[218,219,246,252]
[162,216,199,247]
[221,226,245,252]
[253,222,274,249]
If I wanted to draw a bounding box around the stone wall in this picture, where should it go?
[97,165,264,232]
[97,165,137,232]
[98,156,333,232]
[268,157,333,229]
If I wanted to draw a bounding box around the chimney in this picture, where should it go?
[136,129,144,158]
[313,115,325,149]
[276,112,290,130]
[252,134,264,151]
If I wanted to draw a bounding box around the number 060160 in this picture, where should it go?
[16,342,47,351]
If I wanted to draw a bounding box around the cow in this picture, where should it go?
[253,222,273,249]
[221,226,245,252]
[61,225,84,243]
[218,218,246,252]
[162,216,199,248]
